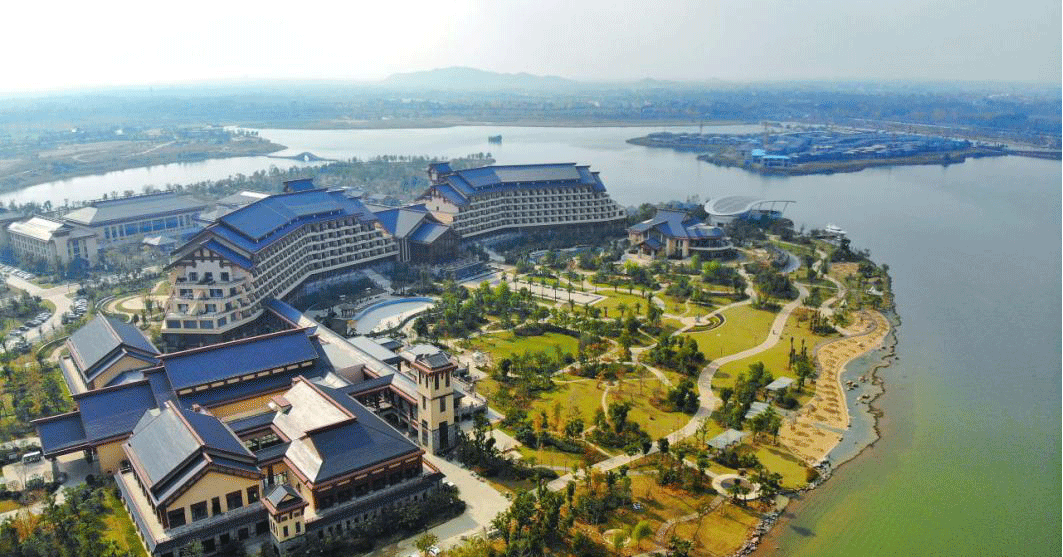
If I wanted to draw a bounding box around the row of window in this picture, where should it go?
[165,486,259,528]
[102,213,196,241]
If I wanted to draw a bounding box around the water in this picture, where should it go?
[7,126,1061,554]
[0,156,318,206]
[353,298,435,335]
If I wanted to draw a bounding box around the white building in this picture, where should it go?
[418,162,626,239]
[61,191,207,249]
[7,216,98,268]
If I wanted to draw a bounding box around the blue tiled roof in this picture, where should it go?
[77,381,161,442]
[306,384,420,482]
[628,209,712,240]
[432,183,468,206]
[36,412,88,455]
[227,412,277,433]
[202,240,253,270]
[409,222,449,244]
[161,329,319,391]
[344,374,394,396]
[283,178,315,192]
[209,189,379,252]
[641,236,662,250]
[181,406,252,457]
[432,163,606,200]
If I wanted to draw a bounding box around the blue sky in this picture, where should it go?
[4,0,1059,92]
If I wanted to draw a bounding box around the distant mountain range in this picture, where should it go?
[380,67,582,91]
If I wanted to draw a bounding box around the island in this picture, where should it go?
[628,126,1008,176]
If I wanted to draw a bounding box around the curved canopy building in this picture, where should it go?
[704,196,795,226]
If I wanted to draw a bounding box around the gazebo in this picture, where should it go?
[707,429,747,451]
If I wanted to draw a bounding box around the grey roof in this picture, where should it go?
[707,429,747,450]
[216,190,270,208]
[744,401,771,421]
[126,401,256,504]
[265,484,303,509]
[765,377,795,391]
[347,336,402,364]
[419,352,453,370]
[63,192,206,226]
[67,315,160,382]
[627,209,710,240]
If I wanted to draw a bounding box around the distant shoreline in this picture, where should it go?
[243,118,750,130]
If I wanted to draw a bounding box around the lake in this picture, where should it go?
[7,125,1061,555]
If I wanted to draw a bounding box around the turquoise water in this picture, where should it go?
[9,126,1060,554]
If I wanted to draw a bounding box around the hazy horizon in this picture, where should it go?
[2,0,1059,94]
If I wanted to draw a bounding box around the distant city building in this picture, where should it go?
[628,209,733,259]
[7,216,98,268]
[704,196,795,226]
[61,191,207,249]
[161,183,398,344]
[418,163,626,239]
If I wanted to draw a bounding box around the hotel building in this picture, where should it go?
[628,208,734,259]
[161,184,398,344]
[35,303,482,556]
[418,162,627,239]
[60,192,208,249]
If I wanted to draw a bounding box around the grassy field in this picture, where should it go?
[671,502,761,557]
[576,473,720,554]
[685,305,777,361]
[478,376,606,436]
[0,500,21,513]
[745,442,809,490]
[595,290,651,319]
[468,331,580,364]
[515,444,591,470]
[713,306,837,391]
[606,372,688,440]
[103,488,148,557]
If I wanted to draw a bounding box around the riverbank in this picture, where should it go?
[242,117,747,130]
[694,148,1006,176]
[0,136,286,195]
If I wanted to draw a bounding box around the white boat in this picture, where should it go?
[824,223,847,236]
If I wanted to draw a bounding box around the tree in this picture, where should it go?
[415,533,439,555]
[631,520,653,550]
[668,536,694,557]
[611,529,627,556]
[657,437,670,455]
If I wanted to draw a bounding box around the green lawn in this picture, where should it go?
[103,488,148,557]
[606,371,689,440]
[672,502,761,557]
[478,376,606,436]
[515,444,596,470]
[685,305,777,361]
[713,306,837,391]
[743,442,809,490]
[468,331,580,364]
[660,294,689,316]
[594,290,651,319]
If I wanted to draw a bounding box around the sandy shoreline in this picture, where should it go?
[777,309,892,466]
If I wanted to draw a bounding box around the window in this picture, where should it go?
[191,502,208,521]
[256,520,268,535]
[188,272,198,281]
[211,497,221,516]
[295,522,301,533]
[220,533,230,546]
[202,539,215,553]
[445,373,450,387]
[421,396,426,409]
[440,397,446,412]
[226,490,243,510]
[220,272,230,282]
[167,508,186,527]
[283,525,289,538]
[238,528,249,541]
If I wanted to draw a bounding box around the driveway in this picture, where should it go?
[3,273,78,345]
[370,454,509,556]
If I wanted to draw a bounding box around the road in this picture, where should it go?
[3,273,79,346]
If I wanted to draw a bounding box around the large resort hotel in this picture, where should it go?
[419,162,626,238]
[35,308,481,556]
[162,163,626,345]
